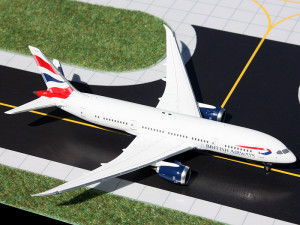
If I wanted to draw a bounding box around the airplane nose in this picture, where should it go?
[289,152,297,163]
[277,149,297,163]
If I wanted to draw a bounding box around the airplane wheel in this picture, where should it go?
[264,163,272,173]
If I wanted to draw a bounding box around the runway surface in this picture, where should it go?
[0,26,300,223]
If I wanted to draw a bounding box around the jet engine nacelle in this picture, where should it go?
[198,102,226,122]
[152,161,191,185]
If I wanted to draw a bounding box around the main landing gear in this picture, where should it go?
[264,163,272,174]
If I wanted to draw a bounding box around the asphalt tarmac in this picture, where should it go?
[0,26,299,223]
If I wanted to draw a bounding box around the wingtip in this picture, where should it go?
[163,24,174,36]
[4,109,14,114]
[31,191,59,197]
[31,187,62,197]
[31,193,43,197]
[163,24,170,31]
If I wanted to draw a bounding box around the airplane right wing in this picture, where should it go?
[156,25,202,118]
[33,134,193,196]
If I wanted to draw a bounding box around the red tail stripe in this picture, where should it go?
[37,87,73,99]
[33,55,58,75]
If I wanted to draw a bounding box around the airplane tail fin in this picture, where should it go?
[28,46,79,99]
[5,46,80,115]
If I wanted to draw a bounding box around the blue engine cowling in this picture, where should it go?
[158,161,191,185]
[198,103,226,122]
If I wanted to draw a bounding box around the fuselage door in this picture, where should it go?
[212,138,218,147]
[130,120,137,130]
[80,107,86,118]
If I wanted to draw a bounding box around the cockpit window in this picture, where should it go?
[282,149,290,154]
[276,150,283,154]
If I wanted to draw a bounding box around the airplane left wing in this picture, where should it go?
[156,25,201,118]
[33,134,193,196]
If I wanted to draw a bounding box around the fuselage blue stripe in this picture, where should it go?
[42,73,64,83]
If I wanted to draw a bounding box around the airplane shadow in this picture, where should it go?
[223,113,232,123]
[182,41,232,123]
[182,41,204,104]
[70,74,94,94]
[58,188,105,206]
[28,108,72,127]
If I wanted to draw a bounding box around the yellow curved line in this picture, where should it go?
[253,0,272,28]
[0,102,129,136]
[272,13,300,28]
[221,0,300,108]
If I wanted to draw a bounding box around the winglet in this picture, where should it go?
[32,189,62,197]
[163,24,174,34]
[31,192,57,197]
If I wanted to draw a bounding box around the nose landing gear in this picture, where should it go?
[264,163,272,174]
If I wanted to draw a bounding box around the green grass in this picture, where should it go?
[0,0,165,71]
[0,164,222,224]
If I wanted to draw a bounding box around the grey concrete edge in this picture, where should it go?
[0,147,295,225]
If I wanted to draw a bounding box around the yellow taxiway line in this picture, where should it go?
[213,155,300,178]
[221,0,300,108]
[0,101,299,178]
[0,102,129,136]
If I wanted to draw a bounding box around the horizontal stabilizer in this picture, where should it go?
[5,96,55,114]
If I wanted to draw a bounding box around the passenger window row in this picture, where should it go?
[141,126,209,143]
[168,132,188,139]
[225,145,252,152]
[191,137,208,143]
[102,117,128,125]
[142,126,164,133]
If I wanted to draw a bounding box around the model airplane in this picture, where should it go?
[5,25,296,196]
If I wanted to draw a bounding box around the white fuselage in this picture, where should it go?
[59,93,296,164]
